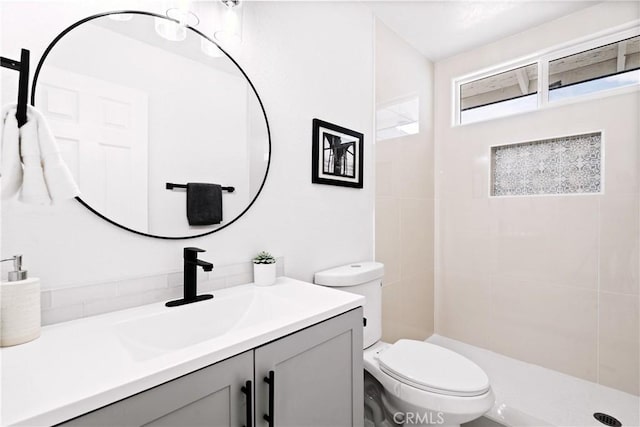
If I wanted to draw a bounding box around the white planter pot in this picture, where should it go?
[253,263,276,286]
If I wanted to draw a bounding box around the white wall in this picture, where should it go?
[434,2,640,395]
[1,0,374,289]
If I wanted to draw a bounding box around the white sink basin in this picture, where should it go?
[115,287,304,360]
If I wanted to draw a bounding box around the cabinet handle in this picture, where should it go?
[241,380,252,427]
[263,370,274,427]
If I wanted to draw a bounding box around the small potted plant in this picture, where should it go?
[252,251,276,286]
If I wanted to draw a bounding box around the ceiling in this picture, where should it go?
[366,1,600,61]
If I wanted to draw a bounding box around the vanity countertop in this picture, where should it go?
[1,277,364,427]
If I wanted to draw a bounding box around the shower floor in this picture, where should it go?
[428,335,640,427]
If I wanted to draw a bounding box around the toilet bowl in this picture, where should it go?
[364,341,494,426]
[315,262,495,427]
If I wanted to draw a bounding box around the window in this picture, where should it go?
[548,35,640,102]
[376,96,419,141]
[460,64,537,124]
[455,27,640,125]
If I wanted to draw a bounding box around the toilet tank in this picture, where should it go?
[314,262,383,349]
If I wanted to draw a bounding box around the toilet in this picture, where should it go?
[314,262,494,427]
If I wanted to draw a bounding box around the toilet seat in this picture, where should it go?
[377,340,490,397]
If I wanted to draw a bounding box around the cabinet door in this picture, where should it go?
[255,308,364,427]
[60,351,253,427]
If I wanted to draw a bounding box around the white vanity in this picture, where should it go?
[1,278,364,426]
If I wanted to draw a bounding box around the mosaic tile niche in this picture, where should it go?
[491,132,602,196]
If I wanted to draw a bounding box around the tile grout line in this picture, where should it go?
[596,195,601,384]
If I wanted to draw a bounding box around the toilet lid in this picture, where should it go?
[378,340,490,397]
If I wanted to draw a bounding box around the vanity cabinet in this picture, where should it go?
[59,308,363,427]
[60,351,253,427]
[255,308,363,427]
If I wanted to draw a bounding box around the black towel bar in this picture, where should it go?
[166,183,235,193]
[1,48,30,128]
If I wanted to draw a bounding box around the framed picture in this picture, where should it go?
[312,119,364,188]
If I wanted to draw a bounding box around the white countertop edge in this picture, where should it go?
[4,277,364,427]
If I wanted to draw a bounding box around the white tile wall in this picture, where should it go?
[375,20,435,343]
[40,257,285,325]
[433,2,640,395]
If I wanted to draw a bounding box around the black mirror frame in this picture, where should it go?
[31,10,271,240]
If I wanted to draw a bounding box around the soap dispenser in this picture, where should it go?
[0,255,41,347]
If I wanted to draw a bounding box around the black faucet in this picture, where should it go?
[166,247,214,307]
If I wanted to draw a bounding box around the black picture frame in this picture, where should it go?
[312,119,364,188]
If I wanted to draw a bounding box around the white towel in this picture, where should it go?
[0,104,80,204]
[1,104,23,200]
[19,108,51,204]
[23,106,80,203]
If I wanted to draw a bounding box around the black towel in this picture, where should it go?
[186,183,223,226]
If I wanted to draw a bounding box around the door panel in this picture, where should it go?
[37,66,148,231]
[143,387,231,427]
[60,351,253,427]
[255,309,364,427]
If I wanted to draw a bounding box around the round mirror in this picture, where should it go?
[32,11,270,239]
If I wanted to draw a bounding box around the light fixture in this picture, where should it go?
[166,7,200,26]
[201,38,224,58]
[155,16,187,41]
[214,0,242,47]
[154,2,199,42]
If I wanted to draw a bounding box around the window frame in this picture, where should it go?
[453,21,640,127]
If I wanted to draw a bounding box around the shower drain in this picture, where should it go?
[593,412,622,427]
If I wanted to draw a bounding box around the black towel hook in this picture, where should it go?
[0,48,30,127]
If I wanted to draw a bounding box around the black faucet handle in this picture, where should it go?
[184,247,206,259]
[185,247,206,253]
